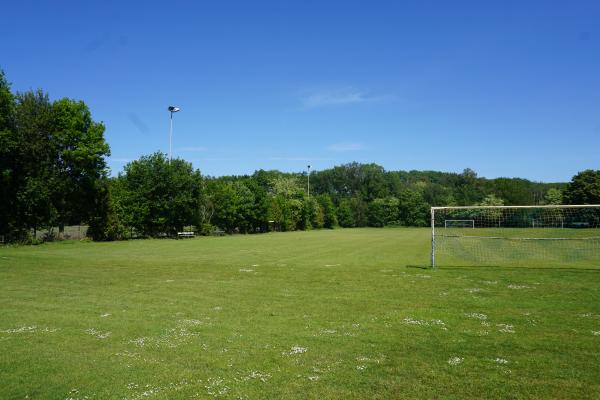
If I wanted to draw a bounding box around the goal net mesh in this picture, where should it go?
[432,205,600,267]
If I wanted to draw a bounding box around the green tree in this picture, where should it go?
[270,176,304,198]
[116,153,201,236]
[317,194,337,228]
[0,75,110,241]
[233,181,257,233]
[13,90,57,236]
[265,176,305,231]
[488,178,533,205]
[350,194,369,227]
[368,197,399,227]
[563,170,600,204]
[87,179,127,241]
[267,195,284,231]
[478,194,504,207]
[422,182,455,207]
[310,198,325,229]
[196,184,215,227]
[299,196,323,230]
[397,189,429,226]
[337,198,355,227]
[241,178,270,232]
[544,188,563,205]
[267,194,302,231]
[210,180,256,233]
[455,168,484,205]
[311,162,389,202]
[367,198,387,227]
[51,98,110,233]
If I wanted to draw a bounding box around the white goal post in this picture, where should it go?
[430,204,600,268]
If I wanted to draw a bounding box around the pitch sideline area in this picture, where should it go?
[1,228,599,399]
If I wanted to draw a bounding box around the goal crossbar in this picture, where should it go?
[432,204,600,210]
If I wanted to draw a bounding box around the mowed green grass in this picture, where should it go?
[1,228,599,399]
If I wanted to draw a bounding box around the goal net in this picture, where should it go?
[431,205,600,267]
[444,219,475,228]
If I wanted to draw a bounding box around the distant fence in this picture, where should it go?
[33,225,89,241]
[1,225,233,244]
[1,226,90,244]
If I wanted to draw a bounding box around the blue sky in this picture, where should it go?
[1,1,599,182]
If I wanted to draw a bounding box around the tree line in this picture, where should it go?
[1,69,599,243]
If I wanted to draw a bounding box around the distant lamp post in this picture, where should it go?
[168,106,181,164]
[307,165,311,198]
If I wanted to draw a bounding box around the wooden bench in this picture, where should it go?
[213,229,225,236]
[177,231,195,238]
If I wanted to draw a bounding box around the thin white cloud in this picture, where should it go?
[177,146,207,152]
[300,87,393,108]
[328,142,365,152]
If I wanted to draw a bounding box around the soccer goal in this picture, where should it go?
[430,205,600,267]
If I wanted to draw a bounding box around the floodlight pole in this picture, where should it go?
[168,106,181,165]
[169,112,173,164]
[307,165,311,198]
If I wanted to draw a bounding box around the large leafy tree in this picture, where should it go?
[241,177,269,232]
[52,98,110,231]
[317,194,337,228]
[210,180,256,233]
[302,197,324,230]
[563,170,600,205]
[0,69,110,241]
[87,178,127,241]
[485,178,533,205]
[116,153,202,236]
[397,189,429,226]
[368,197,399,227]
[421,182,455,207]
[266,176,305,231]
[544,188,563,205]
[267,195,303,231]
[455,168,484,205]
[336,198,355,227]
[350,194,369,227]
[13,90,57,235]
[311,162,389,202]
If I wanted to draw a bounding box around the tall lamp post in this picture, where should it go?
[307,165,311,198]
[168,106,181,164]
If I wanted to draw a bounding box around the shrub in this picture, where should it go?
[199,223,214,236]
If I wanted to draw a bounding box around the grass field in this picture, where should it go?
[1,228,599,399]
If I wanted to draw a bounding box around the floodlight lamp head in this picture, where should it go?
[168,106,180,113]
[307,165,311,169]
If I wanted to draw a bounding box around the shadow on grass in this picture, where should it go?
[405,264,432,270]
